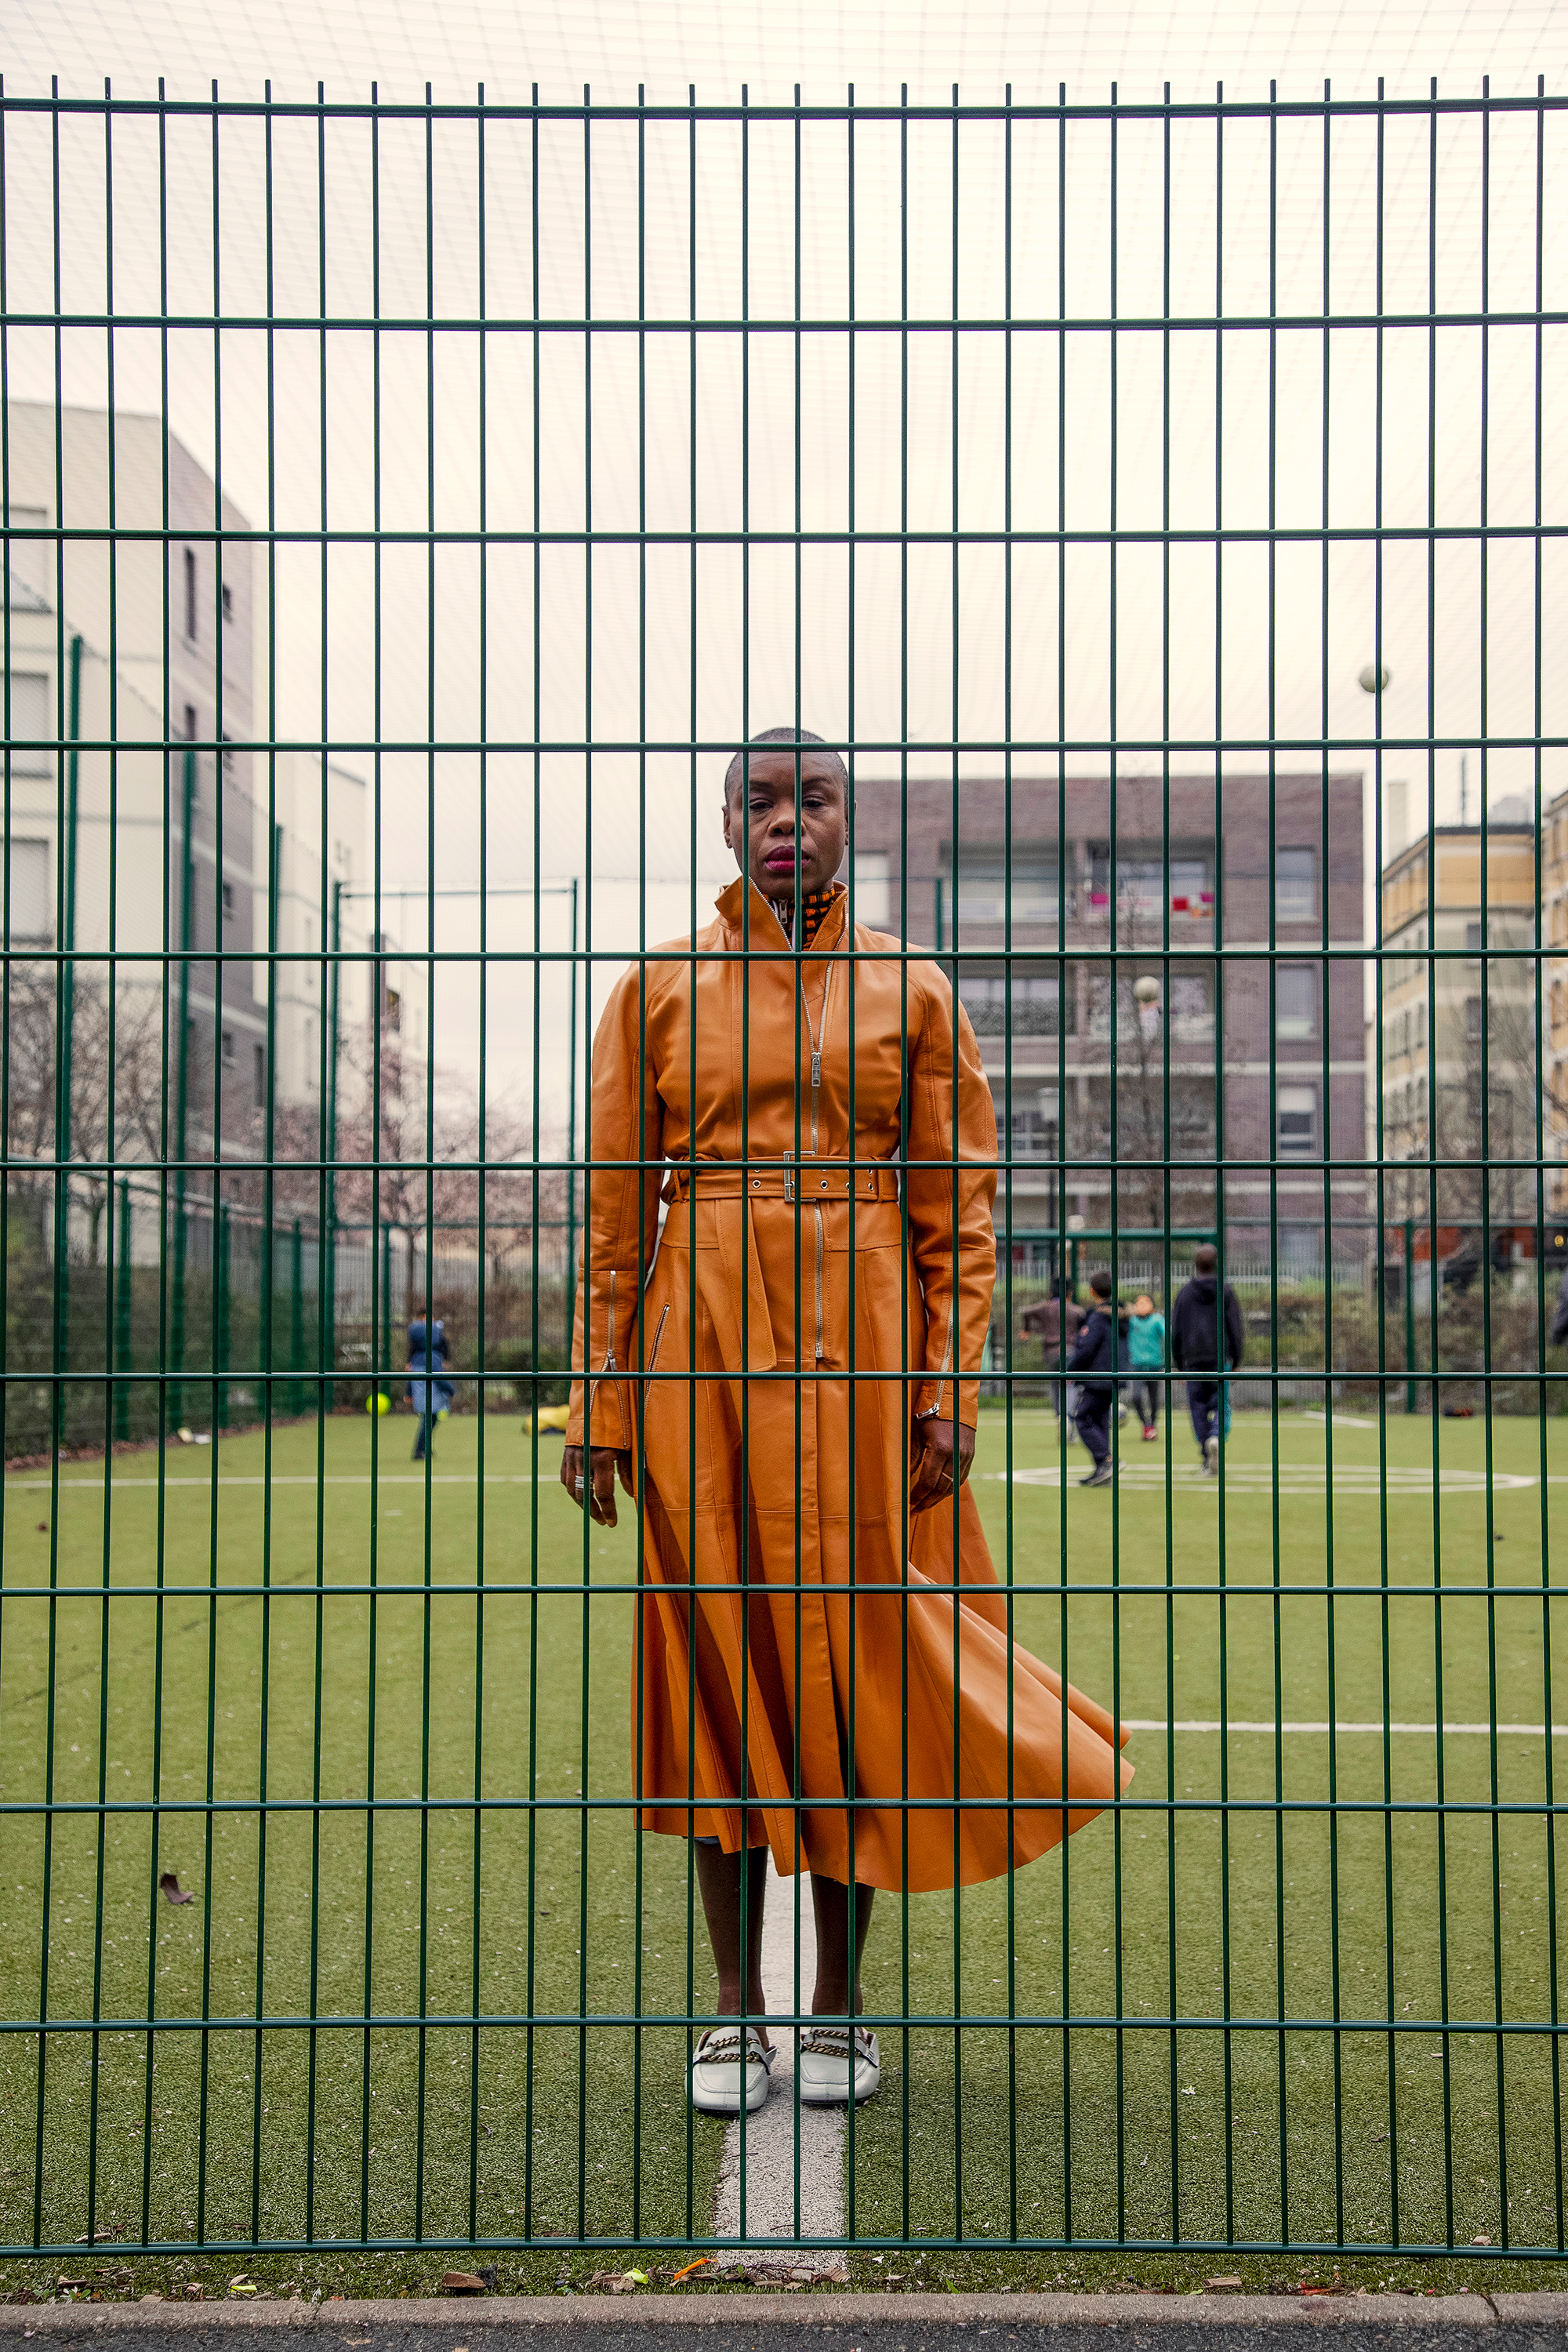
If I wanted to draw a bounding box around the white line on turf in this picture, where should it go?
[712,1854,847,2279]
[1123,1720,1568,1735]
[987,1465,1540,1491]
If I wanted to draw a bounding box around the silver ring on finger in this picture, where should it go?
[575,1477,585,1490]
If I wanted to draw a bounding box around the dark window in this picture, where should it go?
[221,880,234,919]
[221,581,234,622]
[221,1029,235,1069]
[1276,1083,1319,1156]
[183,546,198,641]
[1465,995,1483,1040]
[252,1043,266,1109]
[959,971,1070,1036]
[221,732,234,773]
[183,703,198,740]
[1276,848,1317,923]
[1465,921,1484,952]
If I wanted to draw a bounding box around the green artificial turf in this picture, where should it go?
[2,1403,1566,2274]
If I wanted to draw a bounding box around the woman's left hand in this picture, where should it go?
[909,1416,975,1515]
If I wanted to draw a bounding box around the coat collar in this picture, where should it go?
[714,875,849,953]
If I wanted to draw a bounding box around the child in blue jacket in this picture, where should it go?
[1127,1294,1167,1440]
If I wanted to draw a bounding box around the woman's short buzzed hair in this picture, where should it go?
[724,726,850,804]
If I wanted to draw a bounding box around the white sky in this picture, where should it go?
[5,0,1563,1120]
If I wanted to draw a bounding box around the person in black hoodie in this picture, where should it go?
[1065,1268,1131,1489]
[1170,1243,1245,1473]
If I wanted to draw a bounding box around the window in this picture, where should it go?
[1465,921,1484,952]
[221,1029,235,1069]
[847,851,889,924]
[1276,964,1319,1040]
[5,837,52,942]
[1276,1083,1319,1156]
[960,971,1069,1036]
[1087,848,1213,920]
[303,1016,318,1087]
[1008,1097,1059,1161]
[221,581,234,622]
[1275,848,1317,923]
[1465,995,1483,1040]
[221,733,234,773]
[1169,971,1214,1040]
[221,880,235,920]
[252,1043,266,1109]
[5,672,50,774]
[183,546,198,641]
[950,860,1063,929]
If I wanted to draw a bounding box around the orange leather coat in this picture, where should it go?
[568,877,1131,1892]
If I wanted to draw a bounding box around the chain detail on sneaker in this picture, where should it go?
[691,2024,774,2114]
[797,2023,880,2106]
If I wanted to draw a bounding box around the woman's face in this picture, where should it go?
[722,750,848,898]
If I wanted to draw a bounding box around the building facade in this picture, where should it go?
[4,401,266,1166]
[1380,820,1541,1250]
[849,771,1367,1265]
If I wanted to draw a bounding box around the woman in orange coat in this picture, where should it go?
[564,730,1131,2116]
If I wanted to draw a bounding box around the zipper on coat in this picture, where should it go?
[645,1301,670,1375]
[587,1268,619,1419]
[814,1207,825,1360]
[800,962,833,1156]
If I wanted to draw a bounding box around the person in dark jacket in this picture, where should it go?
[1065,1269,1131,1489]
[407,1314,456,1461]
[1170,1244,1245,1472]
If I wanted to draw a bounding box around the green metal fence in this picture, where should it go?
[2,78,1566,2270]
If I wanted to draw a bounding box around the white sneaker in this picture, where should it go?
[691,2025,773,2114]
[1204,1435,1220,1475]
[797,2024,880,2106]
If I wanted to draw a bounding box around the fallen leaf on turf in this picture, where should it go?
[36,1523,47,1534]
[442,2274,488,2296]
[1472,2235,1492,2246]
[159,1871,193,1905]
[1208,2278,1243,2290]
[671,2259,711,2282]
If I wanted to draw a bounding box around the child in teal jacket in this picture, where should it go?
[1127,1294,1167,1439]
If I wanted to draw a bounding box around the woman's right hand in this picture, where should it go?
[561,1444,636,1527]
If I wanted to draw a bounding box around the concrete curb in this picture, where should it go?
[0,2293,1559,2330]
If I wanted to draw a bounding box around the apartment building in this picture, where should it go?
[1378,815,1538,1240]
[4,401,266,1156]
[265,752,370,1109]
[849,771,1367,1261]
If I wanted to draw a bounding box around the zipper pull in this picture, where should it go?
[811,1051,822,1089]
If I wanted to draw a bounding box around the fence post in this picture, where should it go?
[114,1177,132,1443]
[291,1218,305,1417]
[381,1220,393,1392]
[169,741,196,1436]
[325,876,342,1410]
[50,633,84,1454]
[1404,1218,1417,1414]
[564,876,579,1363]
[216,1202,230,1431]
